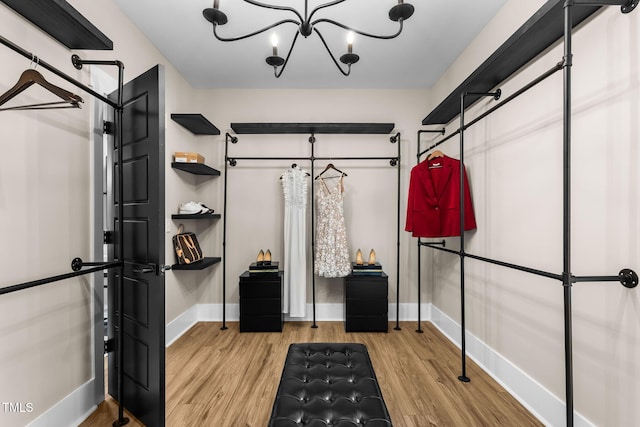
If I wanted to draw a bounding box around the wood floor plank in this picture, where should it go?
[80,321,542,427]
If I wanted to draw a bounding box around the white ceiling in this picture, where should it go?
[112,0,507,89]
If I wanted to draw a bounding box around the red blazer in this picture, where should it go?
[405,155,477,238]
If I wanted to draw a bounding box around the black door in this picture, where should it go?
[107,65,166,426]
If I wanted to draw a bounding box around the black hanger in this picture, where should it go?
[280,163,310,179]
[0,68,84,112]
[314,163,347,180]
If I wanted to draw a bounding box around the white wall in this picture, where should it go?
[192,88,429,312]
[0,0,203,424]
[425,1,640,425]
[0,5,95,426]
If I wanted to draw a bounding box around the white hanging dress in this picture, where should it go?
[281,166,309,317]
[315,176,351,278]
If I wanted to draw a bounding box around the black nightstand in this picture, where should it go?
[239,271,283,332]
[344,272,388,332]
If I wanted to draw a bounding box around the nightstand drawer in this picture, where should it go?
[345,314,388,332]
[240,314,283,332]
[239,281,281,299]
[344,276,388,299]
[345,298,388,315]
[240,298,281,315]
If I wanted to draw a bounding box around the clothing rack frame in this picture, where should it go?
[0,34,131,427]
[415,2,638,426]
[221,124,402,331]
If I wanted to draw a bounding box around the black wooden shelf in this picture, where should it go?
[171,213,221,220]
[0,0,113,50]
[172,257,221,271]
[422,0,601,125]
[231,122,395,135]
[171,114,220,135]
[171,162,220,176]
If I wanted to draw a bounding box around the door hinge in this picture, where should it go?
[103,231,114,244]
[103,120,114,135]
[104,338,115,354]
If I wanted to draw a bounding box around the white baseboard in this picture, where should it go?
[166,302,432,345]
[27,379,97,427]
[430,305,595,427]
[166,304,200,346]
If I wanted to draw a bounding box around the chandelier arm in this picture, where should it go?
[313,27,351,76]
[242,0,304,23]
[213,19,300,42]
[274,31,300,78]
[308,0,348,22]
[311,17,404,40]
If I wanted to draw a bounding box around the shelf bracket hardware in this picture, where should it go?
[620,269,638,288]
[621,0,638,13]
[104,338,115,355]
[466,89,502,101]
[571,269,638,288]
[420,240,447,247]
[103,121,114,135]
[572,0,637,13]
[103,230,114,244]
[71,257,120,272]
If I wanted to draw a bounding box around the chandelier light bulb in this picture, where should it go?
[271,33,279,56]
[347,31,355,53]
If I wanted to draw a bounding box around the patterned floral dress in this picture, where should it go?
[315,176,351,278]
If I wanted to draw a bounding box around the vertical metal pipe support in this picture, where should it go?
[457,89,501,384]
[221,133,236,331]
[562,2,575,426]
[391,132,402,331]
[415,129,445,333]
[310,133,318,328]
[113,62,129,427]
[458,92,470,383]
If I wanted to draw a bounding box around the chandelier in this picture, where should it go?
[203,1,414,78]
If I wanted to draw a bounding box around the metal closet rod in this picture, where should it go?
[418,60,565,159]
[222,130,402,330]
[226,132,401,164]
[226,155,398,162]
[0,261,122,296]
[0,34,118,109]
[421,241,564,281]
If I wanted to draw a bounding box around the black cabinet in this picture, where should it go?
[344,273,388,332]
[239,271,283,332]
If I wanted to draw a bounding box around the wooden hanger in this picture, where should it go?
[427,150,445,161]
[0,69,84,111]
[314,163,348,180]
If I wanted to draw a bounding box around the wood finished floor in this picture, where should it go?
[80,321,542,427]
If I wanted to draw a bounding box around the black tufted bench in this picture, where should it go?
[268,343,392,427]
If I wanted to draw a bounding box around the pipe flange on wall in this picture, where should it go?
[619,269,639,288]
